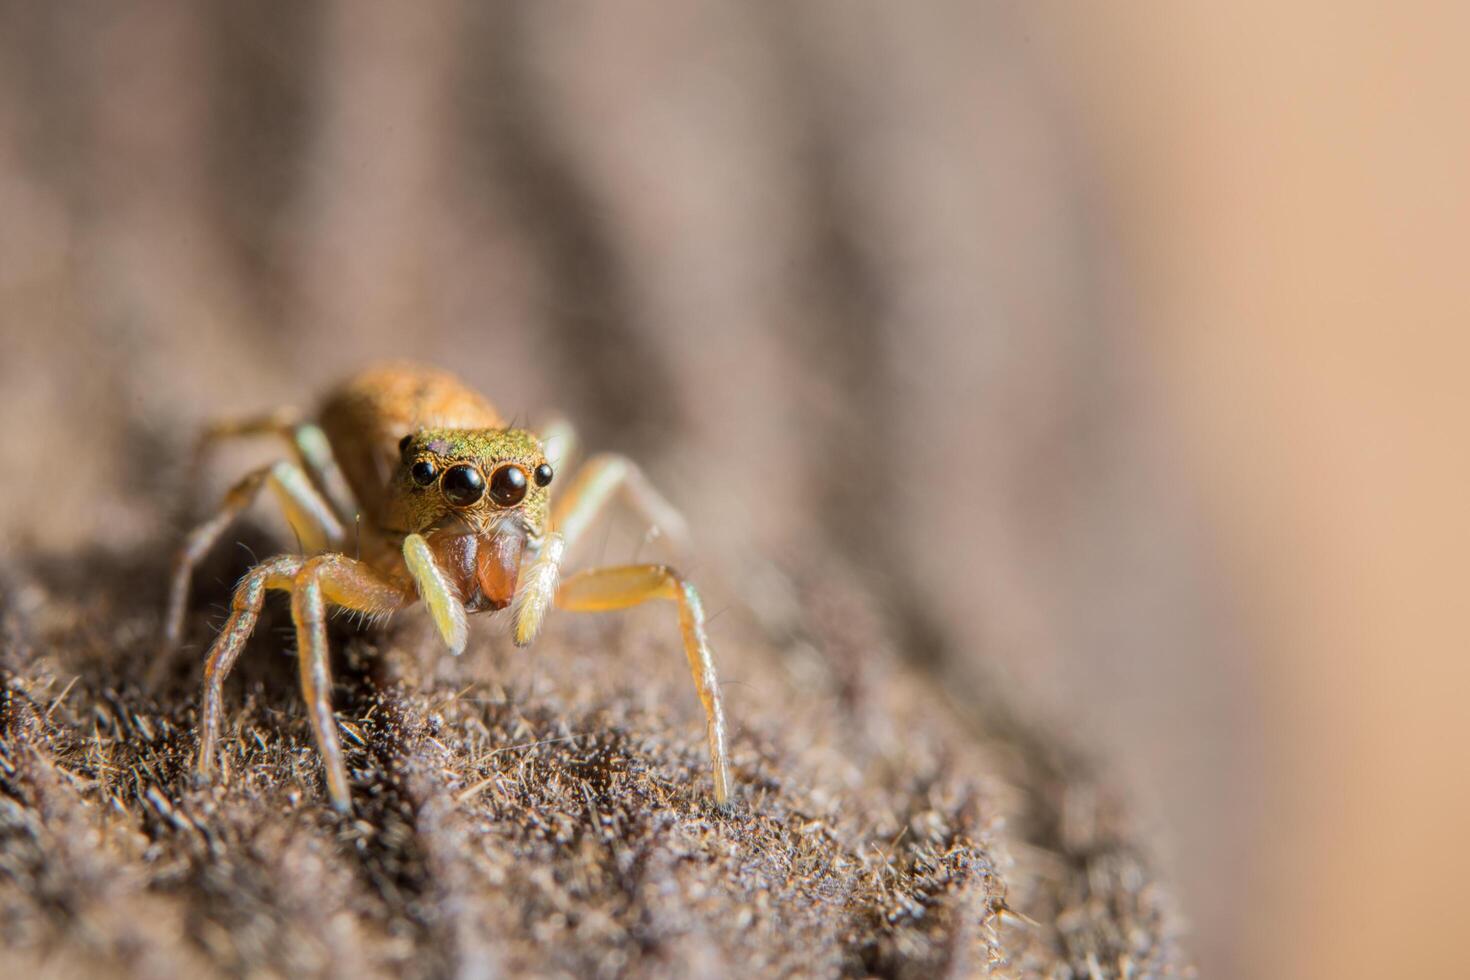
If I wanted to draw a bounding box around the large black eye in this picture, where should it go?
[410,459,438,486]
[442,464,486,506]
[534,463,553,487]
[488,464,528,506]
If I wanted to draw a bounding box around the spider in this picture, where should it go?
[162,362,731,811]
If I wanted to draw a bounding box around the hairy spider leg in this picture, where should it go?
[290,555,414,809]
[528,439,726,803]
[196,553,412,811]
[163,460,345,658]
[555,564,732,806]
[196,554,303,781]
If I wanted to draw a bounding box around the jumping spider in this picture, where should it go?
[163,362,731,811]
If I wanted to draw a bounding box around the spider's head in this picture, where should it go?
[388,428,555,610]
[390,428,554,536]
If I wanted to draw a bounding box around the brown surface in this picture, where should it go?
[0,3,1205,977]
[1,525,1182,977]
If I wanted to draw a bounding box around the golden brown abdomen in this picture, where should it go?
[317,362,503,525]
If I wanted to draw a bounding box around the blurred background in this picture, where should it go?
[0,2,1465,976]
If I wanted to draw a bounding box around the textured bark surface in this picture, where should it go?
[0,2,1202,976]
[1,531,1182,977]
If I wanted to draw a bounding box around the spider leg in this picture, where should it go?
[551,453,692,558]
[162,460,345,658]
[195,552,410,810]
[196,555,304,780]
[290,555,413,810]
[555,564,731,806]
[195,412,356,522]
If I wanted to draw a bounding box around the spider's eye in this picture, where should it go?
[398,434,413,454]
[488,464,528,506]
[533,463,554,487]
[442,464,486,506]
[410,459,438,486]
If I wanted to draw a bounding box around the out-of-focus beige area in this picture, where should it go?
[1030,4,1470,977]
[0,2,1463,976]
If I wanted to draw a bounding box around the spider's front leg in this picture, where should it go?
[555,564,732,807]
[527,435,730,804]
[197,555,304,776]
[290,555,412,808]
[196,553,411,811]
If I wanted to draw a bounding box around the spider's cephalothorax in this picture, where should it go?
[163,363,727,811]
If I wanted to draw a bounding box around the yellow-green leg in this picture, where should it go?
[555,564,732,806]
